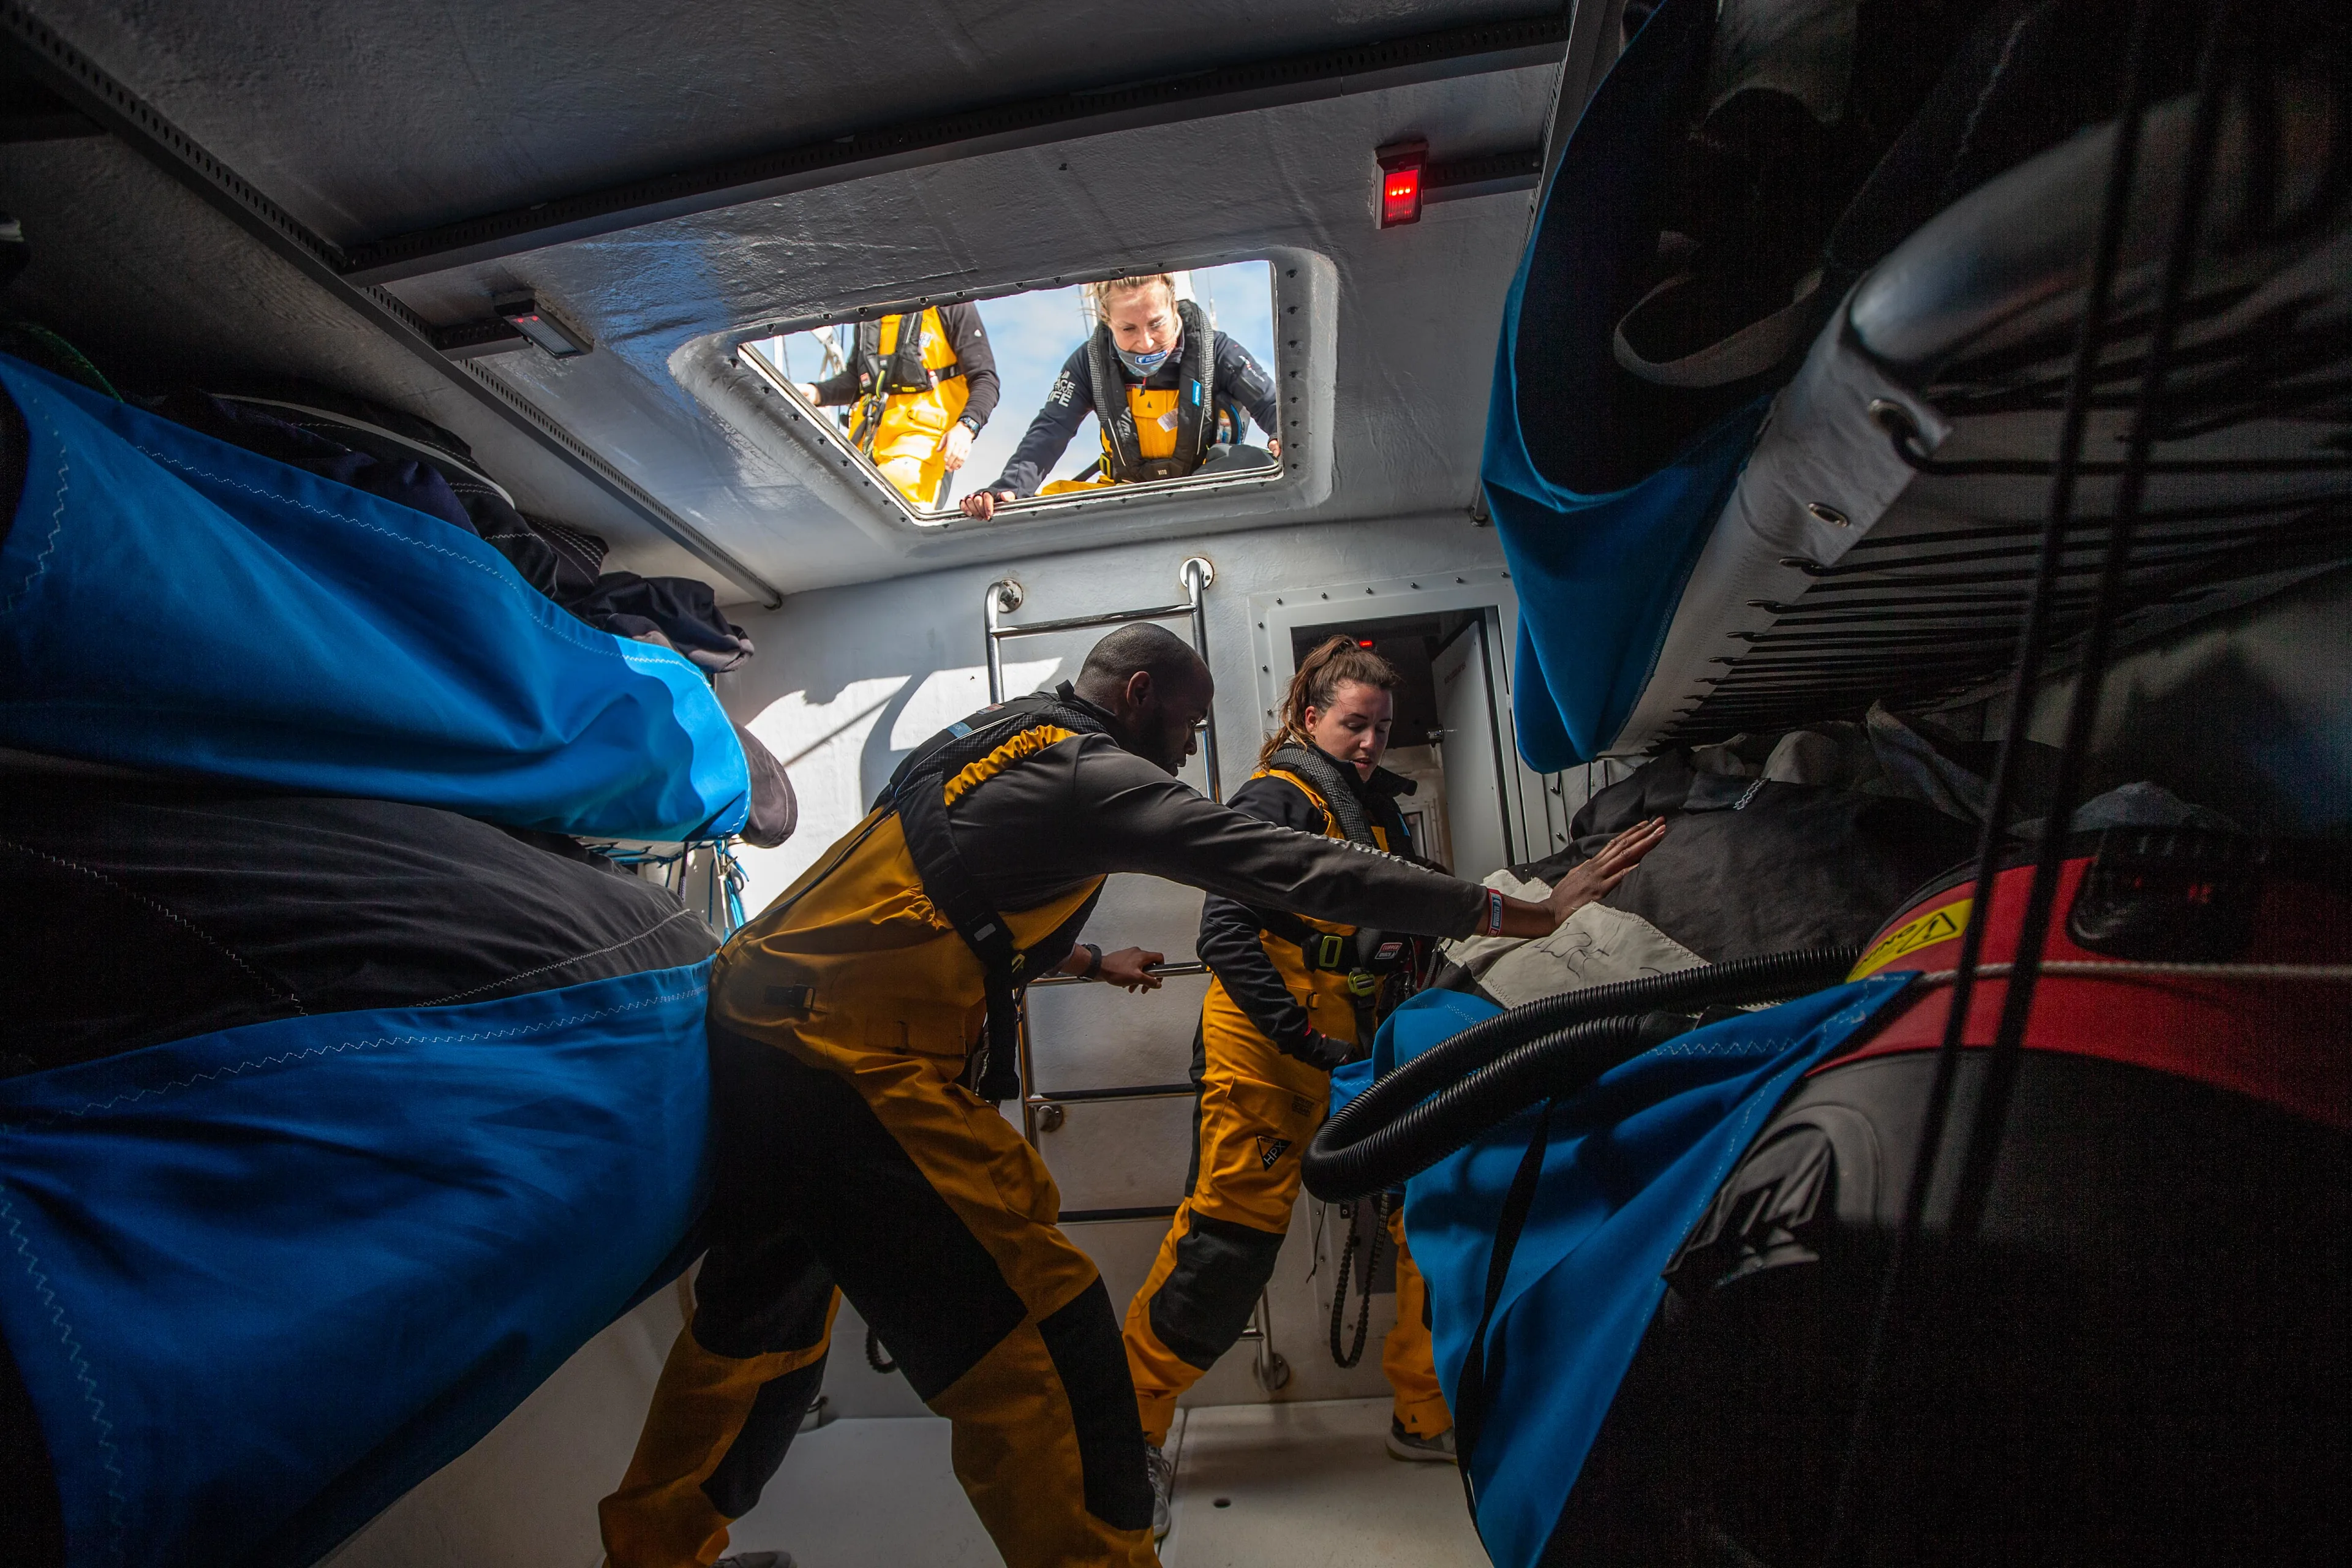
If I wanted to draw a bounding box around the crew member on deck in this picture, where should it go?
[598,625,1660,1568]
[797,303,1000,509]
[957,273,1278,519]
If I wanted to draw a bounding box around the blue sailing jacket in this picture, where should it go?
[0,965,715,1568]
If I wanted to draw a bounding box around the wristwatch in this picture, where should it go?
[1077,943,1104,980]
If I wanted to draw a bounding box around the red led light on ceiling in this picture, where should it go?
[1376,138,1427,228]
[1358,639,1376,647]
[1381,167,1421,227]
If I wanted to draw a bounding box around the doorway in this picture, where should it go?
[1284,609,1512,880]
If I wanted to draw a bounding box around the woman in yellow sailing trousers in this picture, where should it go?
[1118,637,1668,1538]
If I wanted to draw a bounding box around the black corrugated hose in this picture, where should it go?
[1301,947,1862,1201]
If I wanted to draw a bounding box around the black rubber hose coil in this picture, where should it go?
[1302,946,1861,1200]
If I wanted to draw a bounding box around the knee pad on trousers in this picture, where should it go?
[700,1350,829,1520]
[1148,1211,1285,1371]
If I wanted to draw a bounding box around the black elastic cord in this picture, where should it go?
[1451,1094,1559,1512]
[1817,4,2171,1559]
[1948,0,2241,1249]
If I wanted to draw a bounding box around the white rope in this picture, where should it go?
[1915,960,2352,984]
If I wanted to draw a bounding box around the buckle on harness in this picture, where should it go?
[1345,970,1378,998]
[1313,933,1347,970]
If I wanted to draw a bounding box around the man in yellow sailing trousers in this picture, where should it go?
[957,273,1278,519]
[597,625,1663,1568]
[796,303,999,508]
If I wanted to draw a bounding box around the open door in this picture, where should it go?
[1431,618,1510,881]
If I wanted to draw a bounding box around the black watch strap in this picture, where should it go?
[1079,943,1104,980]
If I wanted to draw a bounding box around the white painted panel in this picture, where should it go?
[1064,1214,1184,1314]
[1036,1095,1197,1212]
[1083,872,1207,960]
[325,1286,685,1567]
[1028,969,1208,1095]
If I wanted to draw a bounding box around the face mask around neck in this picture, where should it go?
[1115,334,1178,378]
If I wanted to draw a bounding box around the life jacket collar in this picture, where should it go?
[1267,741,1385,850]
[1087,298,1214,484]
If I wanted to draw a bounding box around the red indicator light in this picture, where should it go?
[1358,639,1376,647]
[1381,167,1422,226]
[1376,137,1428,228]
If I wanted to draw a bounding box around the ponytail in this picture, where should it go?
[1259,636,1400,768]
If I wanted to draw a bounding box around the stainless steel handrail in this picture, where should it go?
[986,562,1222,1162]
[983,556,1221,802]
[1030,959,1210,988]
[1020,961,1210,1141]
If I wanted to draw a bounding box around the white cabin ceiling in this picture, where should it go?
[24,1,1554,243]
[1,2,1574,600]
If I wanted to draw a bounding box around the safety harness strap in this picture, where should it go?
[1257,747,1417,1009]
[852,311,958,392]
[882,684,1114,1102]
[1088,298,1213,483]
[893,778,1029,1102]
[846,311,965,455]
[885,307,932,392]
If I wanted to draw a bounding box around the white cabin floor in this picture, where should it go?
[725,1396,1491,1567]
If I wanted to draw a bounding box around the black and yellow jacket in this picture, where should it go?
[1196,744,1425,1068]
[986,309,1278,496]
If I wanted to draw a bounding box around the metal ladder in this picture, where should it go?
[983,557,1290,1392]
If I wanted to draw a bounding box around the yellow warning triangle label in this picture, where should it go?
[1850,897,1972,979]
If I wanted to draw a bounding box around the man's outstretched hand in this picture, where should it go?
[1096,947,1166,992]
[1491,817,1669,940]
[1541,818,1668,927]
[960,489,1015,520]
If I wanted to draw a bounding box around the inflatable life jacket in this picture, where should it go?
[711,686,1114,1104]
[1548,827,2352,1568]
[1085,297,1215,483]
[1250,744,1422,1041]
